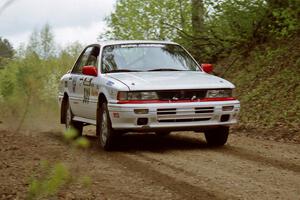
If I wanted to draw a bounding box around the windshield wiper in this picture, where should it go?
[106,69,143,73]
[148,68,186,72]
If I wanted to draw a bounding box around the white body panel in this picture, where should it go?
[108,71,234,91]
[108,100,240,130]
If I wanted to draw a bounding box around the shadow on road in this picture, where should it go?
[109,133,209,152]
[45,131,211,153]
[45,131,300,173]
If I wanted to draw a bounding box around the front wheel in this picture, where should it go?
[65,100,83,137]
[204,126,229,146]
[97,103,117,151]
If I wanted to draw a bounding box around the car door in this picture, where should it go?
[80,46,100,119]
[69,47,93,117]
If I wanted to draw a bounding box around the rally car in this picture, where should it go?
[58,40,240,150]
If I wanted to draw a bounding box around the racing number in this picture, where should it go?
[83,87,90,103]
[83,77,93,104]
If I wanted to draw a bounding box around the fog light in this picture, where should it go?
[222,106,234,111]
[220,114,230,122]
[137,118,148,125]
[134,109,149,114]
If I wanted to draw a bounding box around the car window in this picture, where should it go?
[72,46,100,74]
[72,47,93,74]
[86,47,100,67]
[101,44,199,73]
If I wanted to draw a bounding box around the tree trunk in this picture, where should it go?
[177,0,186,31]
[191,0,205,61]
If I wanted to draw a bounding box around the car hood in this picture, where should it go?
[108,71,235,91]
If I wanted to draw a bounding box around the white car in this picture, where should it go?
[58,40,240,150]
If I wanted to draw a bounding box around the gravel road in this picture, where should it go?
[1,129,300,199]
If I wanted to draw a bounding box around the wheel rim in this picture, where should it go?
[65,105,72,130]
[101,108,108,144]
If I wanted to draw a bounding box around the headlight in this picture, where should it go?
[206,89,232,98]
[118,91,158,100]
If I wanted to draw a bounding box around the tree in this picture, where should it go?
[101,0,193,41]
[190,0,205,61]
[101,0,211,60]
[0,37,14,66]
[39,24,56,59]
[61,41,84,59]
[265,0,300,37]
[191,0,205,36]
[102,0,299,62]
[27,24,56,59]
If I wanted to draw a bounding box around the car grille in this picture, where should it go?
[156,90,207,100]
[157,107,214,123]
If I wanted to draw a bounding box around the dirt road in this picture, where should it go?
[1,128,300,200]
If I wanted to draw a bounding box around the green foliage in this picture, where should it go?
[0,37,14,57]
[27,24,56,59]
[0,37,14,66]
[26,129,92,199]
[103,0,299,62]
[74,137,90,149]
[208,0,267,42]
[101,0,193,41]
[0,66,15,97]
[0,25,82,130]
[27,161,93,199]
[271,8,299,37]
[60,41,84,59]
[63,128,79,140]
[27,163,70,199]
[220,37,300,129]
[267,0,300,37]
[63,128,91,148]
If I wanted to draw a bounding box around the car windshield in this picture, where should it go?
[101,44,200,73]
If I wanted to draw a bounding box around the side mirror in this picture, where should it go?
[201,64,213,73]
[82,66,98,76]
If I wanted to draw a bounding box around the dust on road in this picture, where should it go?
[1,129,300,199]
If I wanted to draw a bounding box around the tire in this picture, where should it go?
[204,126,229,146]
[65,100,83,137]
[155,131,171,136]
[97,102,117,151]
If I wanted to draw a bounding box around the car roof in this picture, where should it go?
[91,40,178,47]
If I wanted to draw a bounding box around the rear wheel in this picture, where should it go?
[97,103,117,151]
[65,100,83,137]
[204,126,229,146]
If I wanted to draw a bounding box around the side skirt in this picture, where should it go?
[73,116,97,125]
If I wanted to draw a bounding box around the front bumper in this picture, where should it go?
[108,100,240,131]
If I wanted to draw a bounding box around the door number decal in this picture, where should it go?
[83,77,93,104]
